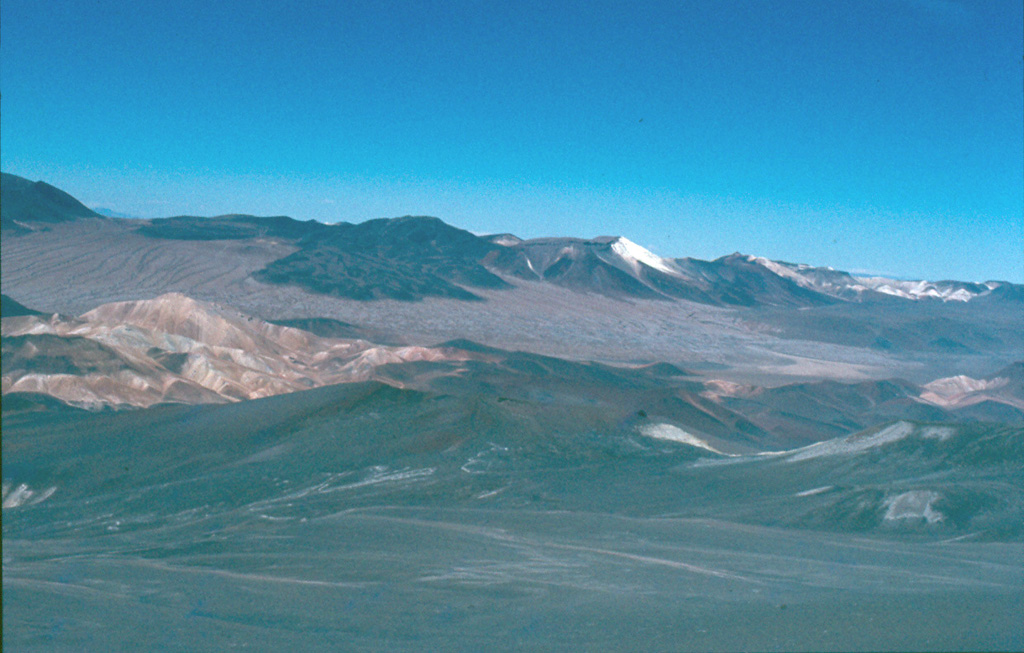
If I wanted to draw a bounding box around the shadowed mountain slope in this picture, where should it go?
[265,316,403,344]
[5,380,1023,650]
[5,379,1021,536]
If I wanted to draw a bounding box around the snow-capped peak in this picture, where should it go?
[743,254,999,303]
[610,237,681,276]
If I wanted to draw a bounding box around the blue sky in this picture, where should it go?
[2,0,1021,281]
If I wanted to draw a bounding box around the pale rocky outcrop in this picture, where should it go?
[2,293,475,409]
[918,374,1021,410]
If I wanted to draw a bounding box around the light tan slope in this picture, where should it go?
[2,293,473,409]
[80,292,321,354]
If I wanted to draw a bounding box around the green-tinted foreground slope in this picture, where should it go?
[3,382,1022,651]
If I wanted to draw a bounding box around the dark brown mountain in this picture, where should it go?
[0,172,103,232]
[254,216,512,301]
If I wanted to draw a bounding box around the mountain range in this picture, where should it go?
[3,291,1021,451]
[3,172,1022,438]
[2,172,1022,650]
[4,172,1021,383]
[4,172,1017,308]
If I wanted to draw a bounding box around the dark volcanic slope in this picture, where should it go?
[267,316,376,340]
[255,216,511,300]
[5,381,1021,535]
[1,294,44,318]
[0,172,102,231]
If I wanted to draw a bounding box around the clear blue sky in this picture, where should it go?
[2,0,1021,281]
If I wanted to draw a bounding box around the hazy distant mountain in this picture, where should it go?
[486,235,1016,306]
[92,207,139,219]
[137,213,326,241]
[670,253,839,306]
[0,172,103,232]
[138,210,1020,307]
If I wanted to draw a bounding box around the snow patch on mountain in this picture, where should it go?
[919,426,955,441]
[488,234,522,247]
[610,238,681,277]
